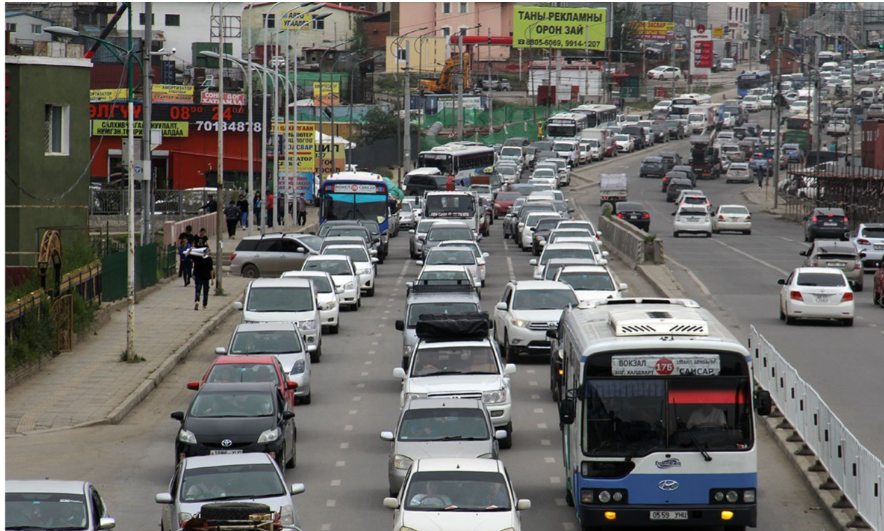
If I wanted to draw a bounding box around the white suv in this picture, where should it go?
[493,281,578,360]
[280,271,341,334]
[673,205,712,238]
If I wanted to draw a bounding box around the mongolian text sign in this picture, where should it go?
[611,354,721,377]
[630,21,675,41]
[91,120,189,138]
[90,88,129,102]
[200,91,246,106]
[281,10,313,29]
[152,84,194,103]
[513,6,607,50]
[312,82,340,106]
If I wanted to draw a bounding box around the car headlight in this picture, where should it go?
[298,320,316,331]
[343,282,355,290]
[257,427,281,444]
[359,267,373,275]
[178,429,197,444]
[405,392,427,403]
[177,512,193,525]
[278,504,294,526]
[511,319,530,328]
[291,359,306,375]
[319,301,337,311]
[393,454,414,470]
[483,388,508,404]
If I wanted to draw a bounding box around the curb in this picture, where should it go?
[105,289,245,426]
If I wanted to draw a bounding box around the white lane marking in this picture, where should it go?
[384,310,390,314]
[563,523,576,531]
[399,260,410,278]
[344,425,353,431]
[361,371,369,376]
[368,350,376,354]
[326,500,336,507]
[506,256,515,281]
[531,394,541,400]
[545,457,556,463]
[336,460,346,467]
[858,316,865,320]
[372,341,379,346]
[321,524,331,531]
[541,439,551,446]
[555,498,568,507]
[379,324,386,328]
[870,323,878,328]
[339,443,349,449]
[711,238,789,275]
[526,368,536,374]
[538,423,548,429]
[529,380,538,386]
[550,476,562,484]
[349,410,358,415]
[353,396,362,401]
[357,383,365,388]
[666,255,712,296]
[365,360,373,365]
[331,480,342,487]
[534,408,544,413]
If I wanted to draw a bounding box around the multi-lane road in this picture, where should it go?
[7,128,841,531]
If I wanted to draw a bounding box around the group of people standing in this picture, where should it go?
[203,191,310,240]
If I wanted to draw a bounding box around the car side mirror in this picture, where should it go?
[798,251,807,256]
[596,231,602,236]
[671,212,676,216]
[186,382,200,391]
[336,287,344,294]
[98,517,116,530]
[777,278,787,285]
[504,363,517,375]
[495,302,508,311]
[517,499,532,511]
[171,411,185,422]
[214,347,227,355]
[380,431,395,441]
[297,247,306,253]
[155,493,173,505]
[476,234,483,241]
[371,257,380,264]
[529,259,537,266]
[620,283,629,292]
[416,260,423,266]
[233,301,243,310]
[482,252,490,258]
[755,389,773,416]
[383,497,400,509]
[559,397,577,425]
[291,483,306,496]
[409,229,415,234]
[395,319,405,331]
[393,367,407,379]
[370,249,378,256]
[602,251,609,257]
[286,380,299,390]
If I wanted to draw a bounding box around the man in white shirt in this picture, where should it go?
[687,405,727,429]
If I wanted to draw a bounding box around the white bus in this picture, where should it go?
[417,144,496,180]
[671,93,713,117]
[573,104,619,129]
[546,112,589,139]
[553,298,771,530]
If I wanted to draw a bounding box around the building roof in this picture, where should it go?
[362,10,390,22]
[5,12,54,23]
[243,2,374,15]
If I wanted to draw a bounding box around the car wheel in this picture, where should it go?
[706,232,712,238]
[499,422,513,449]
[785,312,796,325]
[779,304,786,321]
[299,392,311,405]
[285,440,296,469]
[844,318,854,327]
[673,231,679,238]
[242,264,260,278]
[744,230,751,235]
[357,298,362,308]
[504,331,515,361]
[329,324,339,334]
[367,286,375,297]
[854,282,863,293]
[310,345,321,363]
[565,487,575,507]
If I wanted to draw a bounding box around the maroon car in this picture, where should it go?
[493,191,521,219]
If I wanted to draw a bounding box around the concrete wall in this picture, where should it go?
[5,56,92,267]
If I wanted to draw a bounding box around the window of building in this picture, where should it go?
[441,26,451,38]
[44,104,69,156]
[459,2,468,14]
[442,3,451,14]
[312,18,324,30]
[728,7,732,20]
[139,13,155,25]
[6,23,17,33]
[165,14,180,26]
[31,24,42,34]
[264,13,275,28]
[397,47,408,62]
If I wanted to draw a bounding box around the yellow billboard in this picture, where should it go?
[312,82,340,106]
[513,6,607,50]
[91,120,189,137]
[152,84,194,103]
[90,89,129,102]
[281,11,313,29]
[631,21,675,41]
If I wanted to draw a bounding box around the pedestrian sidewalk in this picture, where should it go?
[4,207,319,437]
[741,183,789,217]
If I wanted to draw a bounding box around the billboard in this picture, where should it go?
[631,21,675,41]
[313,82,340,106]
[281,10,313,29]
[513,6,607,50]
[91,120,189,137]
[691,28,713,81]
[200,91,246,106]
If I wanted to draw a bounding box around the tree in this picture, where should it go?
[612,4,642,64]
[359,107,401,144]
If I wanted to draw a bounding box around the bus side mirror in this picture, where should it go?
[559,397,576,425]
[755,390,773,416]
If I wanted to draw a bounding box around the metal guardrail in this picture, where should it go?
[162,213,218,247]
[749,326,881,530]
[597,215,663,268]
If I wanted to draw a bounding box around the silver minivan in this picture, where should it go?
[380,398,506,495]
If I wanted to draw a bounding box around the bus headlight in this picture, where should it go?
[726,491,739,503]
[597,491,611,503]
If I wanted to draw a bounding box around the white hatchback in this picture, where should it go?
[322,244,379,297]
[712,205,752,235]
[673,206,712,238]
[778,267,854,326]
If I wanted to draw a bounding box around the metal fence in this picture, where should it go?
[90,188,244,217]
[750,326,882,530]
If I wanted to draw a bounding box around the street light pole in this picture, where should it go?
[141,2,152,246]
[215,3,225,295]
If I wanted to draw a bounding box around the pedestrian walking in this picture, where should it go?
[177,227,194,286]
[237,194,250,229]
[194,227,210,248]
[253,191,262,227]
[190,246,214,311]
[277,194,285,226]
[199,195,218,214]
[266,192,274,228]
[756,168,764,188]
[224,200,241,239]
[297,193,308,226]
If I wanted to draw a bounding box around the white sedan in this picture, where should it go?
[712,205,752,235]
[647,66,682,80]
[612,134,635,153]
[673,206,712,238]
[778,267,854,326]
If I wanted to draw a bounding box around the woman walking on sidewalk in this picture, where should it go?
[237,194,250,229]
[190,247,214,311]
[224,200,241,239]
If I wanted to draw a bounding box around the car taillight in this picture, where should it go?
[844,217,849,223]
[857,238,871,245]
[230,253,237,260]
[746,215,751,220]
[617,213,624,218]
[842,292,854,302]
[855,262,862,270]
[718,215,725,220]
[643,213,650,219]
[812,216,818,222]
[790,291,804,301]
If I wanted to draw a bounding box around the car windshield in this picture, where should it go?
[404,471,511,511]
[526,215,558,228]
[304,259,351,276]
[796,272,846,287]
[497,166,516,176]
[541,249,595,265]
[206,363,282,385]
[230,331,303,355]
[180,463,286,503]
[534,169,557,178]
[439,243,481,259]
[411,346,498,377]
[513,288,578,310]
[679,209,708,217]
[426,250,475,266]
[428,227,473,241]
[399,408,490,442]
[6,493,89,530]
[324,247,369,263]
[189,390,275,417]
[326,228,369,241]
[426,195,475,217]
[418,269,471,285]
[495,192,520,202]
[294,275,332,293]
[558,272,615,291]
[401,203,413,212]
[500,147,522,157]
[406,302,480,328]
[536,219,561,231]
[553,143,575,152]
[246,287,314,312]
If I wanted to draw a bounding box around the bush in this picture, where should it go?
[601,203,614,218]
[71,291,96,335]
[5,297,56,371]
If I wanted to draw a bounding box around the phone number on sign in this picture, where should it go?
[517,38,600,48]
[195,121,263,133]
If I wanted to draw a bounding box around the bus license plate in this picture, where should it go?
[650,511,688,521]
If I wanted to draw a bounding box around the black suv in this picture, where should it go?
[620,126,647,150]
[640,156,667,178]
[804,208,850,242]
[615,202,651,231]
[403,173,447,197]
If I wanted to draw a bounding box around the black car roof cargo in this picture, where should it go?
[415,312,490,340]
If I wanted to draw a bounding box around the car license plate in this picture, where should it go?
[828,262,847,268]
[730,217,741,221]
[824,222,837,226]
[814,294,831,302]
[629,215,639,220]
[650,511,688,521]
[875,245,884,250]
[209,449,243,455]
[687,217,699,222]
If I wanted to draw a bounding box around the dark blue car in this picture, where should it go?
[782,143,804,163]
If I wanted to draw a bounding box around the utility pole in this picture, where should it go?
[215,4,225,295]
[141,2,152,245]
[773,38,782,208]
[457,29,465,141]
[125,3,136,361]
[403,40,412,172]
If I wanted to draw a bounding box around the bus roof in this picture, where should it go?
[548,112,586,121]
[738,70,771,77]
[574,104,618,112]
[327,171,385,182]
[421,144,495,156]
[561,298,748,360]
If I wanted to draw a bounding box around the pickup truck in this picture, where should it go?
[600,173,628,206]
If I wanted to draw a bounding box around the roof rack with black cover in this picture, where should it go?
[415,312,490,341]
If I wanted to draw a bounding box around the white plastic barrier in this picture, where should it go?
[749,326,884,530]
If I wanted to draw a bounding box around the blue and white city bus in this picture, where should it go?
[736,71,772,97]
[554,298,771,530]
[320,172,392,232]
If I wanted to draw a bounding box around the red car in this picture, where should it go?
[604,139,619,158]
[874,264,884,307]
[493,191,521,218]
[188,355,298,408]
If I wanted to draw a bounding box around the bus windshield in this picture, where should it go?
[547,122,578,138]
[321,192,387,224]
[582,378,753,457]
[418,153,452,174]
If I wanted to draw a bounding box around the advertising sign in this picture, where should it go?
[611,354,721,377]
[312,82,340,106]
[152,84,194,103]
[712,27,724,38]
[631,21,675,41]
[691,28,713,81]
[90,88,130,102]
[296,124,315,172]
[513,6,607,50]
[91,120,189,138]
[200,91,246,106]
[281,10,313,29]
